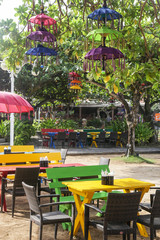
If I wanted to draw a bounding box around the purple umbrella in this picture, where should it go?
[26,27,57,48]
[84,46,125,72]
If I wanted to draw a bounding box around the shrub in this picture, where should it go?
[135,122,154,145]
[40,118,79,130]
[87,118,102,128]
[0,120,10,138]
[110,118,127,132]
[14,119,36,145]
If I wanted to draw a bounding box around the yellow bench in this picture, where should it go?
[0,145,34,153]
[0,152,62,166]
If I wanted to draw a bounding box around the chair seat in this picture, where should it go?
[31,211,71,225]
[137,215,160,228]
[90,219,135,234]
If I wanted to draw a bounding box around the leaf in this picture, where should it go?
[60,38,63,44]
[104,75,110,83]
[113,84,118,93]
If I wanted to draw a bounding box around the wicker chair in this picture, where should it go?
[68,132,77,148]
[107,132,118,146]
[22,182,75,240]
[97,132,106,147]
[137,190,160,240]
[77,132,87,148]
[1,167,40,217]
[85,192,141,240]
[56,132,66,148]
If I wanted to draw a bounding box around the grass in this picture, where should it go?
[111,155,154,164]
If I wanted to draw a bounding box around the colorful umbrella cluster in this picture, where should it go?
[84,0,125,75]
[25,3,58,66]
[68,72,82,90]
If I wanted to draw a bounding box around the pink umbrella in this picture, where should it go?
[0,91,33,118]
[28,13,57,32]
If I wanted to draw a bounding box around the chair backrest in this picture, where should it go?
[79,132,87,140]
[57,132,66,140]
[99,132,106,139]
[109,132,118,140]
[104,192,141,224]
[68,132,77,140]
[61,148,68,161]
[99,157,110,166]
[22,182,40,214]
[151,190,160,217]
[14,167,40,189]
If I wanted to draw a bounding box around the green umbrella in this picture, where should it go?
[86,26,122,42]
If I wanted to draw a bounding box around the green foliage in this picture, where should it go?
[0,120,10,138]
[32,120,41,131]
[14,119,36,145]
[123,156,154,164]
[40,118,79,130]
[135,122,154,145]
[87,118,102,128]
[110,118,127,132]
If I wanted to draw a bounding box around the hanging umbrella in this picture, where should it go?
[28,13,57,32]
[85,46,124,60]
[88,7,122,21]
[87,0,123,30]
[0,91,33,115]
[86,26,122,42]
[84,46,125,72]
[69,72,81,78]
[26,27,57,48]
[25,44,58,56]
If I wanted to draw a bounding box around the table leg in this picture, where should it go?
[73,192,94,240]
[91,136,98,148]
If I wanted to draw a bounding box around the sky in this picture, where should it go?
[0,0,23,21]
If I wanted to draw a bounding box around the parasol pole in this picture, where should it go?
[103,0,107,7]
[10,70,14,146]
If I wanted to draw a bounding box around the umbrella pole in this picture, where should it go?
[10,70,14,146]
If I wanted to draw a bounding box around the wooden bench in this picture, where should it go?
[0,145,34,153]
[46,164,110,230]
[41,129,74,147]
[0,152,62,166]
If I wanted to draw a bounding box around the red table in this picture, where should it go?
[0,163,84,212]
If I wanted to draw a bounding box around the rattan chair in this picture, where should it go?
[1,167,40,217]
[68,132,77,148]
[137,190,160,240]
[85,192,141,240]
[56,132,66,148]
[22,182,75,240]
[107,131,118,145]
[97,132,106,147]
[77,132,87,148]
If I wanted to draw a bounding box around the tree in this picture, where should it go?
[0,0,159,155]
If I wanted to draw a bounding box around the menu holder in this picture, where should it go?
[101,176,114,185]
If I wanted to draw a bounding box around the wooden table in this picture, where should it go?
[0,163,84,212]
[64,178,155,240]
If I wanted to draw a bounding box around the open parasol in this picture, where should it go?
[26,27,57,48]
[0,91,33,116]
[84,46,125,72]
[87,0,123,30]
[25,44,57,56]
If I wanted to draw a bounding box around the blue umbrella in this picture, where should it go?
[25,44,58,56]
[88,7,122,21]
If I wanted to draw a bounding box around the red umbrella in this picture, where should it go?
[0,91,33,117]
[28,13,57,32]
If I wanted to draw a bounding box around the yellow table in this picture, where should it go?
[88,132,100,148]
[64,178,154,240]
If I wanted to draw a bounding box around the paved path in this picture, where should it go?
[35,146,160,155]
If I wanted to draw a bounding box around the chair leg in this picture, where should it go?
[29,220,32,240]
[70,221,74,240]
[1,179,4,212]
[150,228,154,240]
[54,223,58,239]
[123,234,126,240]
[39,224,43,240]
[12,195,15,217]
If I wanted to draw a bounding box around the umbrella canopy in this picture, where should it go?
[87,6,122,21]
[27,28,56,46]
[69,72,81,78]
[25,44,58,56]
[28,13,57,31]
[0,91,33,114]
[86,26,122,42]
[85,46,124,60]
